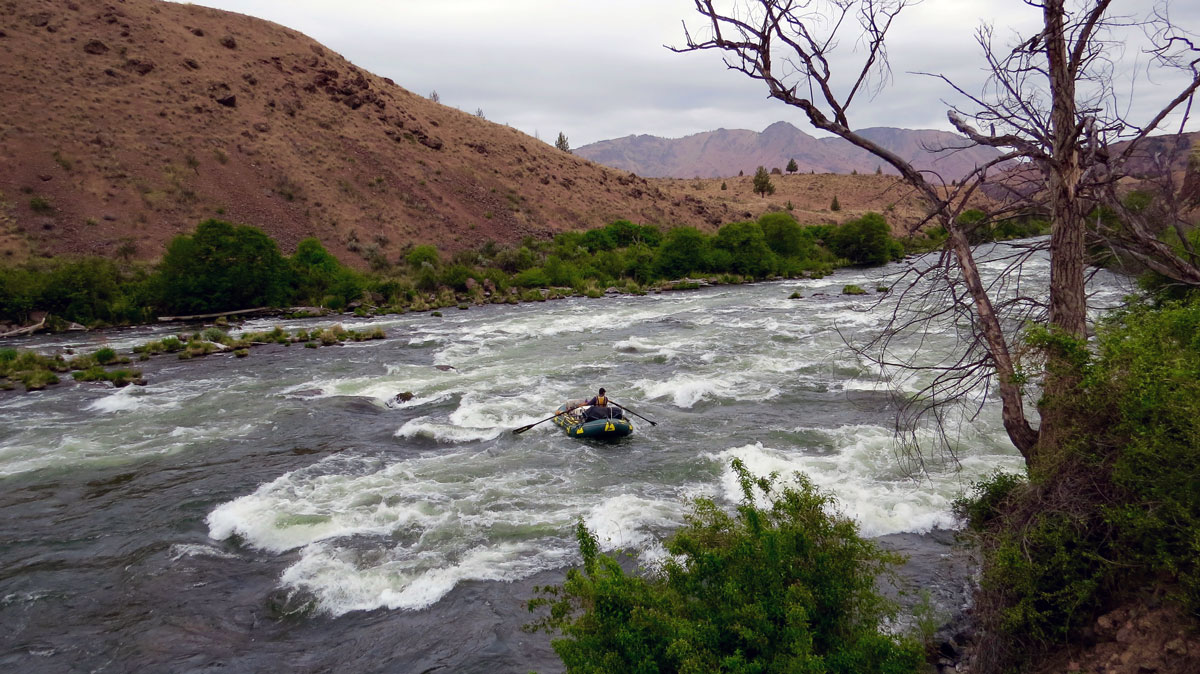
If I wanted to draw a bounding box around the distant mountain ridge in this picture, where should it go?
[575,122,1002,181]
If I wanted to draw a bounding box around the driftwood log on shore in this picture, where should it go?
[156,307,270,322]
[155,306,329,322]
[0,317,47,338]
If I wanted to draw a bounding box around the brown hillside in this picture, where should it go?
[660,172,939,235]
[0,0,940,268]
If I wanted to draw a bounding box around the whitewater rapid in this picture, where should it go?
[0,242,1132,633]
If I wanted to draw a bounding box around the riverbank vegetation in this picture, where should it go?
[1,210,921,331]
[954,292,1200,673]
[0,345,143,391]
[528,460,925,673]
[0,323,384,391]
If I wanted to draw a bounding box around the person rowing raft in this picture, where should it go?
[565,387,624,422]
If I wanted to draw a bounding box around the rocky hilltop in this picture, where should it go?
[0,0,749,266]
[575,121,1003,181]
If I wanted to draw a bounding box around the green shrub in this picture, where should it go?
[405,244,440,269]
[654,226,709,279]
[439,264,474,291]
[603,219,661,248]
[291,238,362,307]
[315,324,348,345]
[185,341,218,357]
[713,221,776,278]
[21,369,59,390]
[829,213,902,266]
[93,347,118,365]
[72,366,143,386]
[512,267,551,288]
[30,196,53,213]
[842,284,866,295]
[953,471,1026,532]
[758,211,812,259]
[200,327,228,344]
[528,460,923,674]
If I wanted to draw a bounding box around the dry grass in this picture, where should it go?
[0,0,963,269]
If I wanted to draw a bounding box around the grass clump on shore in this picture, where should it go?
[2,346,145,391]
[73,366,144,387]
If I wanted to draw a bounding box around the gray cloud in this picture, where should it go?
[175,1,1200,146]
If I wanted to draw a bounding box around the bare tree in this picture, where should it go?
[673,0,1200,467]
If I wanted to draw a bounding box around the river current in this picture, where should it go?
[0,243,1130,672]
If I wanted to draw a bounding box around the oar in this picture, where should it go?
[612,401,658,426]
[512,412,563,435]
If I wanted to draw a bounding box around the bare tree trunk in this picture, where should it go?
[1037,0,1089,457]
[946,229,1039,458]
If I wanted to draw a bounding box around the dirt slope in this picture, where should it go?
[0,0,945,268]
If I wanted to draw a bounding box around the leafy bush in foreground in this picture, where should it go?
[528,459,922,673]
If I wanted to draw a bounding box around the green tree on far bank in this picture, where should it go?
[654,226,709,279]
[291,238,363,309]
[759,210,816,259]
[714,220,776,277]
[829,212,903,266]
[156,219,290,314]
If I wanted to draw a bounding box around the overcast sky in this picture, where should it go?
[177,0,1200,147]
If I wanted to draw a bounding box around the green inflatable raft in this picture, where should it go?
[552,402,634,440]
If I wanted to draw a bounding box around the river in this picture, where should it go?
[0,242,1131,672]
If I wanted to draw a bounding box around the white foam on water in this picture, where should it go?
[207,450,612,615]
[280,539,573,614]
[1,590,54,607]
[168,543,238,562]
[208,456,437,553]
[395,418,503,443]
[635,370,779,408]
[708,422,1023,538]
[84,387,149,414]
[394,389,558,442]
[613,336,682,361]
[584,493,681,551]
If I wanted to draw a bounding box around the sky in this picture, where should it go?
[175,1,1200,147]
